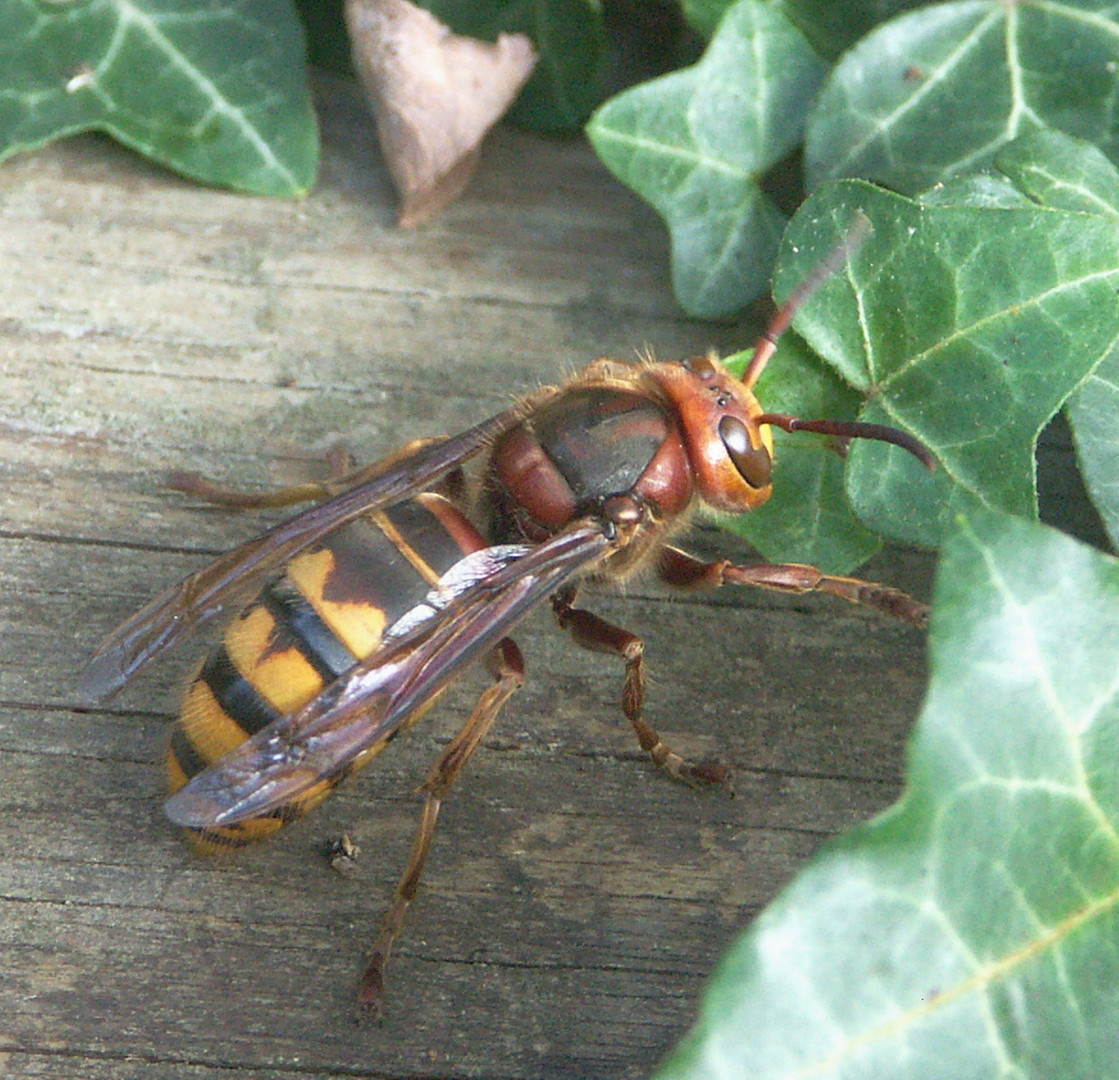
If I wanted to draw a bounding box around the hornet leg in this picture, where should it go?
[167,438,446,509]
[551,587,727,786]
[357,637,525,1014]
[656,547,929,627]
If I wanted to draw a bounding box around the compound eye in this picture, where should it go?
[718,416,771,489]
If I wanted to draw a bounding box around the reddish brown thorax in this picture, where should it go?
[483,351,777,556]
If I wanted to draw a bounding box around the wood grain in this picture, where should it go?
[0,77,935,1079]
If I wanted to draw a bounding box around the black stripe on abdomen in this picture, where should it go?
[199,646,281,737]
[261,578,355,680]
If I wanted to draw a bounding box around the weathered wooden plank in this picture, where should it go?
[0,76,936,1079]
[2,534,927,1077]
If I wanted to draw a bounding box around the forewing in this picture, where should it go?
[78,407,519,702]
[164,521,614,828]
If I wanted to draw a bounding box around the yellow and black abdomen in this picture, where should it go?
[169,492,487,850]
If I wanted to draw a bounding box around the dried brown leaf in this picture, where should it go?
[345,0,538,226]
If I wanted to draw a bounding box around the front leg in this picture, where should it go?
[657,547,929,627]
[551,587,727,786]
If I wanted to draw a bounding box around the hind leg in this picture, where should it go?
[357,637,525,1014]
[167,438,447,510]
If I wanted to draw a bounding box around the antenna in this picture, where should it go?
[742,213,935,472]
[741,212,872,391]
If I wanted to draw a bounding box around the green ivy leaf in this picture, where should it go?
[779,0,930,60]
[680,0,733,37]
[806,1,1119,195]
[995,128,1119,217]
[418,0,606,132]
[768,162,1119,550]
[586,0,826,317]
[1067,360,1119,550]
[686,0,928,54]
[0,0,317,197]
[997,130,1119,554]
[657,511,1119,1080]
